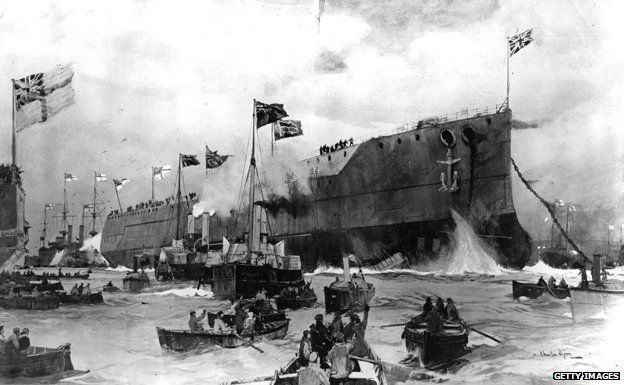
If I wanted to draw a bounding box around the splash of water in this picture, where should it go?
[444,210,503,275]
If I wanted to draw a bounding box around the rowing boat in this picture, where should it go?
[275,291,317,310]
[156,312,289,353]
[402,322,469,366]
[512,280,569,299]
[57,292,104,305]
[0,344,73,378]
[0,295,60,310]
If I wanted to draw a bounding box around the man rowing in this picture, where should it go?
[189,310,206,332]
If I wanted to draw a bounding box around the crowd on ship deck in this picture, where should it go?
[319,138,354,156]
[107,192,198,217]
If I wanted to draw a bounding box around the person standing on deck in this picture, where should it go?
[296,352,330,385]
[579,266,589,289]
[188,310,206,332]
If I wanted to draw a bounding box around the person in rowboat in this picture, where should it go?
[310,314,333,368]
[425,308,444,334]
[547,276,556,288]
[188,310,206,332]
[446,298,461,322]
[327,331,354,381]
[299,330,312,365]
[330,313,344,342]
[558,277,568,288]
[84,283,91,295]
[537,276,547,286]
[435,297,448,319]
[296,351,330,385]
[18,328,30,352]
[578,266,589,289]
[213,311,230,334]
[234,299,246,334]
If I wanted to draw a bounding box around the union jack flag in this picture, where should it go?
[508,29,533,57]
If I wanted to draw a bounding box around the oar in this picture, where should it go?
[380,322,407,329]
[225,374,276,385]
[232,333,264,353]
[447,320,502,343]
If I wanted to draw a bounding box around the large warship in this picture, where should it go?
[101,104,532,269]
[0,165,29,267]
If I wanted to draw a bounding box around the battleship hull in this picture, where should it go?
[101,107,531,269]
[0,172,29,268]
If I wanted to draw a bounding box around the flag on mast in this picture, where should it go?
[95,172,107,182]
[153,165,171,180]
[508,29,533,56]
[274,120,303,140]
[113,178,129,190]
[64,173,78,181]
[255,101,288,128]
[14,64,76,132]
[205,146,230,169]
[181,154,200,167]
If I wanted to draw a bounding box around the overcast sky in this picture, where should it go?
[0,0,622,246]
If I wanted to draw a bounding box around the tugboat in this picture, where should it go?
[210,100,314,301]
[324,257,375,314]
[122,255,150,292]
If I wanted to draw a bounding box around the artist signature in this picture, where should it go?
[537,349,572,359]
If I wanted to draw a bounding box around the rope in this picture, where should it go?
[510,157,588,263]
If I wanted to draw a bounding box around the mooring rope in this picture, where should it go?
[510,157,589,263]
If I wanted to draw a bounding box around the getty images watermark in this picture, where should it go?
[553,372,620,381]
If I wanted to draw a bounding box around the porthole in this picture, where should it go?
[378,142,384,149]
[328,155,332,161]
[440,129,456,147]
[461,126,476,144]
[344,151,347,157]
[415,134,420,141]
[397,138,402,144]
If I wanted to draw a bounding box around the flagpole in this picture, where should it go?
[151,167,155,201]
[175,154,182,241]
[506,35,510,108]
[271,123,275,157]
[11,80,16,178]
[248,99,257,263]
[114,181,122,212]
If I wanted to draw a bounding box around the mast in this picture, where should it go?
[247,100,257,263]
[11,80,16,167]
[114,180,122,212]
[175,154,182,241]
[41,204,48,248]
[151,167,155,201]
[61,177,68,243]
[91,171,97,236]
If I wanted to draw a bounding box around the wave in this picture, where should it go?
[106,266,133,272]
[147,286,214,298]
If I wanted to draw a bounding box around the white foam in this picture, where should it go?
[148,286,214,298]
[105,266,133,272]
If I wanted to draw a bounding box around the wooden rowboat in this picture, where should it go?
[324,279,375,314]
[0,295,60,310]
[275,291,317,310]
[0,344,73,378]
[570,287,624,322]
[122,273,150,292]
[157,312,290,353]
[57,292,104,304]
[34,273,90,281]
[402,322,469,366]
[512,280,569,299]
[223,339,399,385]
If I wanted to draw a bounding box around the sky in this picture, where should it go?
[0,0,622,249]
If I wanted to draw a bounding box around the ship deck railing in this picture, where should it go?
[302,102,508,160]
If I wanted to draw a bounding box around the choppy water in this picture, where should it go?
[1,263,623,385]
